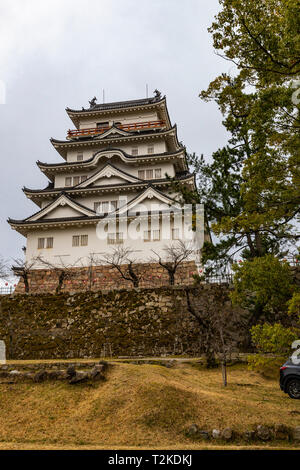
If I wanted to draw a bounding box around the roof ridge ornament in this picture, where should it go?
[88,96,97,108]
[153,89,162,101]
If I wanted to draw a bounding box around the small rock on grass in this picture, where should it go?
[89,365,105,381]
[66,365,76,378]
[69,371,89,384]
[256,425,272,441]
[186,424,199,438]
[275,424,291,441]
[212,429,221,439]
[221,428,233,440]
[33,370,48,383]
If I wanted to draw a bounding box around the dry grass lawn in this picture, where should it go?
[0,362,299,450]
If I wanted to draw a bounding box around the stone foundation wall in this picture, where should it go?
[14,261,198,294]
[0,285,233,359]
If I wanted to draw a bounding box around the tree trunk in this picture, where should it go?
[128,263,139,288]
[169,271,175,286]
[23,273,29,293]
[221,361,227,386]
[56,271,65,294]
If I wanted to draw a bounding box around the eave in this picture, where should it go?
[23,175,196,207]
[37,148,188,180]
[66,96,172,129]
[50,126,181,159]
[8,208,188,236]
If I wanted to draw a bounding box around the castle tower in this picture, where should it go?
[8,92,204,292]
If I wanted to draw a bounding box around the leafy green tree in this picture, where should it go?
[248,322,298,372]
[288,292,300,319]
[179,0,300,273]
[206,0,300,231]
[209,0,300,84]
[231,254,297,324]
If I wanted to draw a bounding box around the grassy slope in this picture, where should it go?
[0,362,299,450]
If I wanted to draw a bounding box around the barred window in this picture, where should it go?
[81,235,88,246]
[131,147,138,156]
[143,230,151,242]
[77,153,83,161]
[46,237,53,249]
[108,233,123,245]
[148,145,154,154]
[65,177,72,187]
[73,176,80,186]
[138,170,145,179]
[110,200,118,211]
[117,232,124,244]
[146,169,153,179]
[72,235,80,247]
[80,175,88,183]
[94,202,101,213]
[38,238,45,249]
[107,233,115,245]
[153,230,160,241]
[102,201,109,213]
[155,168,161,179]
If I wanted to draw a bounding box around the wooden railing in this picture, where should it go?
[67,120,166,138]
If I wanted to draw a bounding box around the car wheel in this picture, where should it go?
[287,379,300,399]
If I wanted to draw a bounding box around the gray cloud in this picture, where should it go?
[0,0,229,262]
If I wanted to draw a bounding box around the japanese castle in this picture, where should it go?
[8,91,204,289]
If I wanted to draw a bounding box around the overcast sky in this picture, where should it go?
[0,0,230,263]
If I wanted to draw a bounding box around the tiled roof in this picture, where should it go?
[23,173,194,195]
[66,96,164,114]
[37,148,185,169]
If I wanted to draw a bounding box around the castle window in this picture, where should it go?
[148,145,154,154]
[143,230,151,242]
[81,235,88,246]
[38,238,45,249]
[131,147,138,156]
[110,200,118,211]
[153,230,160,241]
[96,121,109,129]
[94,202,101,213]
[108,232,123,245]
[143,230,160,241]
[80,175,88,183]
[77,153,83,161]
[65,177,72,187]
[46,237,53,249]
[73,176,80,186]
[172,228,179,240]
[138,170,145,179]
[72,235,80,247]
[102,201,109,214]
[146,169,153,179]
[155,168,161,179]
[72,235,88,247]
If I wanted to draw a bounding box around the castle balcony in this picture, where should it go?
[67,120,166,139]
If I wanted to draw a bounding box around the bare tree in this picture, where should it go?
[0,257,8,280]
[12,258,38,293]
[86,252,101,290]
[150,240,194,286]
[102,246,141,288]
[36,255,81,293]
[185,286,247,384]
